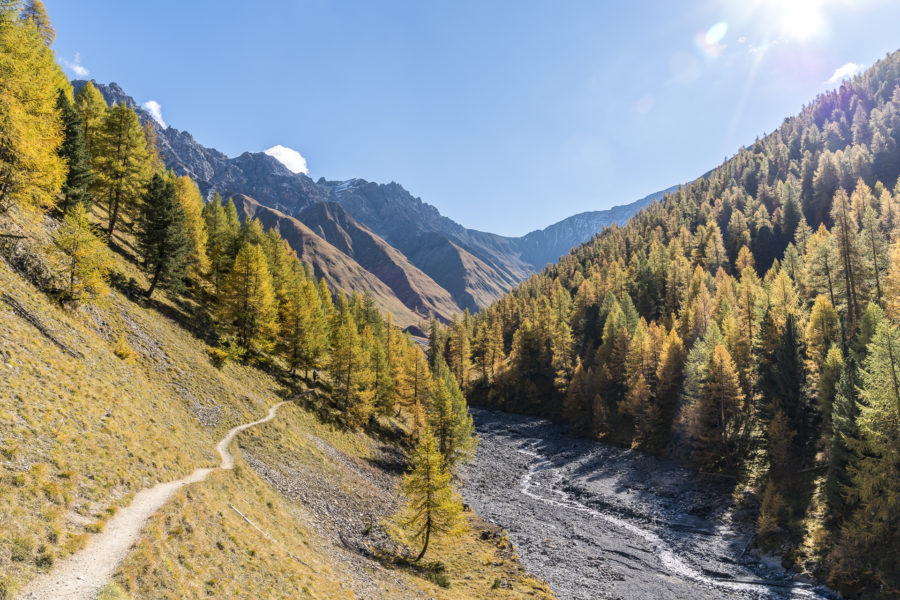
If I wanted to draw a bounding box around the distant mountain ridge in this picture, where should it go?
[74,79,674,321]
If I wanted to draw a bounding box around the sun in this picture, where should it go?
[778,0,827,41]
[756,0,828,42]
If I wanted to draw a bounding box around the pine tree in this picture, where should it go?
[398,422,464,562]
[825,354,859,520]
[54,202,110,303]
[0,10,65,211]
[831,320,900,594]
[56,89,92,210]
[174,175,210,280]
[19,0,53,45]
[73,81,108,164]
[93,103,151,239]
[219,242,278,354]
[136,174,189,297]
[760,314,815,466]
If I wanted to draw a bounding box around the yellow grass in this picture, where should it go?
[0,207,553,599]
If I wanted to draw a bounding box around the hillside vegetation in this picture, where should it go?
[440,50,900,597]
[0,3,553,598]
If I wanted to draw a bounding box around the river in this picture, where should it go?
[459,409,836,600]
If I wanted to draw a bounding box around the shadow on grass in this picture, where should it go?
[372,549,452,588]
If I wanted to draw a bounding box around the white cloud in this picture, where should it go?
[61,52,89,77]
[264,145,309,175]
[827,62,863,85]
[142,101,166,128]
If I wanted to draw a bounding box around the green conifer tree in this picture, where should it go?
[137,174,189,298]
[56,89,92,210]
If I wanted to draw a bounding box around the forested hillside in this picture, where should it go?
[439,51,900,597]
[0,3,557,598]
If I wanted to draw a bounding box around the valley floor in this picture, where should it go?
[460,409,838,600]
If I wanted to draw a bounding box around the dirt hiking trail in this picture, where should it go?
[18,401,289,600]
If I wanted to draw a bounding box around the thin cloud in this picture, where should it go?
[827,62,863,84]
[61,52,89,77]
[142,101,166,128]
[264,145,308,175]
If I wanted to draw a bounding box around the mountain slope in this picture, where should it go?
[462,49,900,599]
[73,79,668,319]
[0,201,554,600]
[230,194,456,327]
[515,184,681,269]
[295,201,463,319]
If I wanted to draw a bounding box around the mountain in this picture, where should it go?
[515,185,680,269]
[229,194,459,329]
[73,80,669,319]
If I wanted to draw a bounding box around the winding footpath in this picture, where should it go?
[18,401,288,600]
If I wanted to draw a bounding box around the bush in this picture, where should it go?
[113,335,136,363]
[426,571,450,588]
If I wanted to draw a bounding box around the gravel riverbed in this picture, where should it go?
[459,409,837,600]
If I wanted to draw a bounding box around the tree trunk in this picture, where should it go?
[415,519,431,562]
[146,262,162,298]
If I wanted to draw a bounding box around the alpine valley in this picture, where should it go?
[75,79,672,328]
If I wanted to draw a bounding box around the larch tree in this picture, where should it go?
[19,0,53,45]
[805,225,839,309]
[0,9,65,212]
[830,188,866,328]
[860,205,887,301]
[136,174,189,298]
[280,276,327,378]
[56,89,92,210]
[646,327,685,453]
[885,240,900,323]
[428,358,476,470]
[54,202,110,303]
[398,422,464,562]
[446,316,471,391]
[689,343,745,472]
[174,175,210,280]
[203,192,240,297]
[93,103,151,239]
[219,242,278,354]
[73,81,108,164]
[329,297,374,427]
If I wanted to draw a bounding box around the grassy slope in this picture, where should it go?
[0,207,553,599]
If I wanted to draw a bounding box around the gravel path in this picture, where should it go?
[17,401,288,600]
[460,409,837,600]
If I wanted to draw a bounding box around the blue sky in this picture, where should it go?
[46,0,900,236]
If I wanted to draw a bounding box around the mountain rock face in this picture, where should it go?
[74,79,671,320]
[515,185,680,269]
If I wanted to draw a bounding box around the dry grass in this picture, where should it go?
[0,206,553,599]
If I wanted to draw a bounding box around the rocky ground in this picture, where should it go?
[460,409,838,600]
